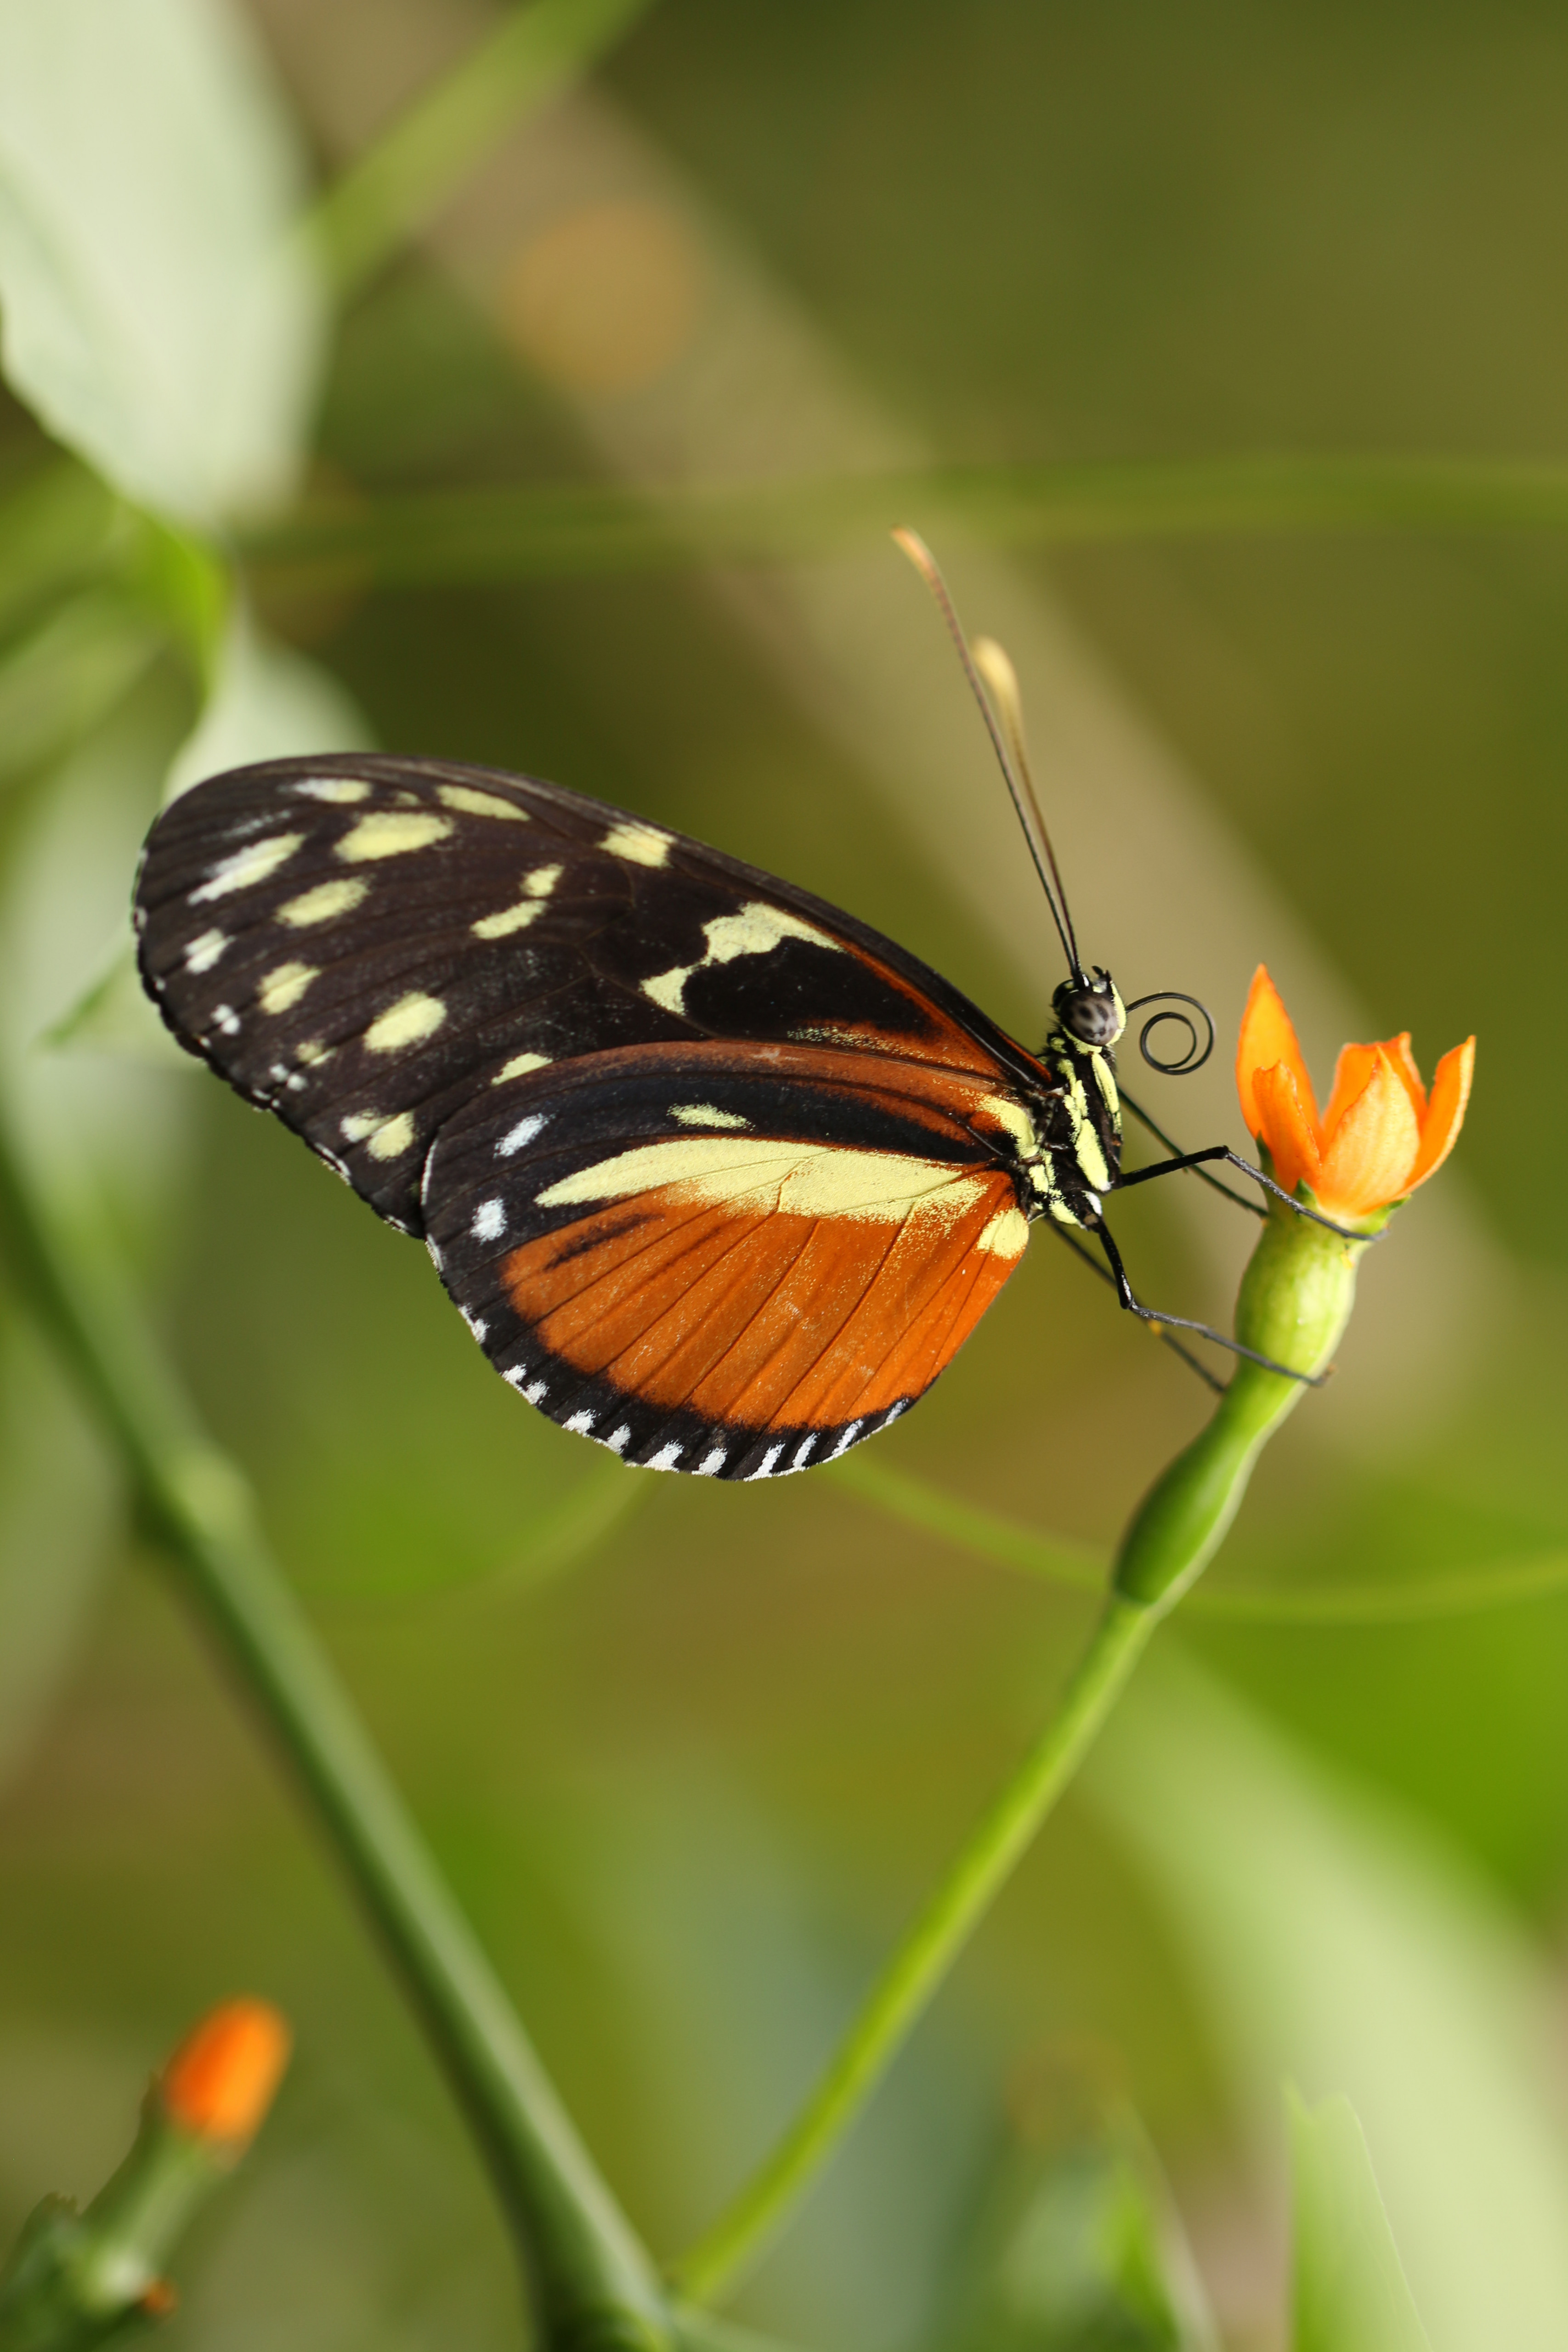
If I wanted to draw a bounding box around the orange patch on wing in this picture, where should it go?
[500,1167,1025,1430]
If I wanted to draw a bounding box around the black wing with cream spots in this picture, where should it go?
[134,753,1043,1235]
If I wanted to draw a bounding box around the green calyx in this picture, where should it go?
[1112,1198,1381,1616]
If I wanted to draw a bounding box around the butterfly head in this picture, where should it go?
[1054,968,1126,1052]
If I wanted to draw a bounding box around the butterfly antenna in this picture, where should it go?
[892,527,1085,983]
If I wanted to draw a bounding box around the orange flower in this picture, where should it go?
[1236,966,1474,1222]
[160,1998,291,2150]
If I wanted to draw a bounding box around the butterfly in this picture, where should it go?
[132,548,1324,1482]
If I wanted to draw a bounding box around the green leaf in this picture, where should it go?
[940,2068,1217,2352]
[311,0,661,299]
[0,592,163,792]
[1089,1653,1568,2349]
[0,0,323,527]
[163,604,370,803]
[1289,2090,1432,2352]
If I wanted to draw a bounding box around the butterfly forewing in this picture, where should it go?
[135,753,1049,1474]
[135,755,1017,1234]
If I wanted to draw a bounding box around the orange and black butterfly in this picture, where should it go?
[133,548,1331,1481]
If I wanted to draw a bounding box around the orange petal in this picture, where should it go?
[1382,1031,1428,1120]
[1323,1034,1426,1142]
[1321,1042,1381,1148]
[162,1999,291,2146]
[1404,1036,1475,1191]
[1251,1062,1321,1198]
[1315,1046,1421,1218]
[1236,966,1319,1138]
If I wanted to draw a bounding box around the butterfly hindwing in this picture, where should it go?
[420,1042,1031,1477]
[134,754,1028,1235]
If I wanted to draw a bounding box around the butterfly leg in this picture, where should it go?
[1049,1225,1225,1394]
[1092,1218,1327,1386]
[1113,1142,1376,1243]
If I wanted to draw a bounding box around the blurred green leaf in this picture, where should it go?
[0,594,162,792]
[0,0,323,527]
[312,0,660,300]
[939,2061,1216,2352]
[0,462,122,644]
[1090,1654,1568,2351]
[1289,2090,1431,2352]
[163,603,370,803]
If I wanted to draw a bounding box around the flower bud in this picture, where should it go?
[160,1999,291,2154]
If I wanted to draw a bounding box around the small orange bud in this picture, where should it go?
[160,1998,291,2149]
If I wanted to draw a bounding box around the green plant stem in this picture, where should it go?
[0,1125,668,2352]
[675,1207,1367,2307]
[670,1591,1158,2306]
[308,0,657,298]
[244,453,1568,594]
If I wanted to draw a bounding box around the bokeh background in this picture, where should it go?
[2,5,1567,2347]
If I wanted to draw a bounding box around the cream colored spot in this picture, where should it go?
[602,820,671,867]
[258,961,318,1014]
[364,991,447,1053]
[536,1137,986,1228]
[189,831,303,903]
[296,1040,332,1066]
[340,1111,380,1141]
[640,900,841,1018]
[671,1103,749,1130]
[472,871,560,938]
[977,1206,1030,1258]
[337,810,453,862]
[492,1052,552,1084]
[184,928,227,973]
[437,784,529,822]
[367,1113,416,1161]
[979,1093,1039,1157]
[472,900,545,940]
[277,877,369,927]
[294,777,370,803]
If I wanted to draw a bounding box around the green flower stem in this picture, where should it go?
[674,1205,1370,2307]
[0,1126,669,2352]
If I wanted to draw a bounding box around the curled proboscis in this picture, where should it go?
[1124,991,1215,1076]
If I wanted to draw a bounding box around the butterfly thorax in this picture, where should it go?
[1008,975,1126,1233]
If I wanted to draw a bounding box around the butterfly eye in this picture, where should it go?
[1056,978,1123,1048]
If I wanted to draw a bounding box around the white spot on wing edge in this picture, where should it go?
[744,1443,785,1481]
[606,1425,631,1454]
[791,1433,817,1470]
[524,1380,548,1404]
[645,1441,684,1471]
[696,1447,727,1476]
[827,1421,864,1461]
[189,831,302,904]
[563,1410,597,1435]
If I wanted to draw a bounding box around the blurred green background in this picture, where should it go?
[2,4,1567,2347]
